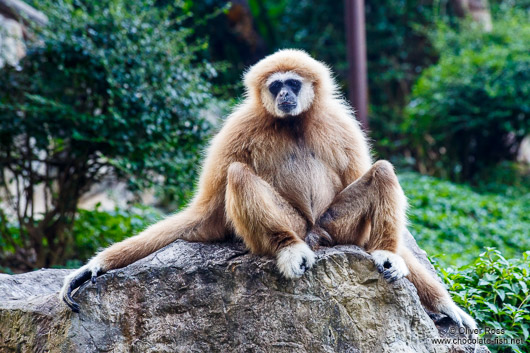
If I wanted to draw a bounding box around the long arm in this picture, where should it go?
[59,114,244,312]
[60,200,226,311]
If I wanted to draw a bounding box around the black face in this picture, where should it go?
[269,79,302,113]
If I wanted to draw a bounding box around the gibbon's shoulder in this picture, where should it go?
[309,97,366,140]
[215,101,264,139]
[201,102,261,161]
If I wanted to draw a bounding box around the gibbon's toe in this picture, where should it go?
[305,227,334,250]
[439,300,478,331]
[371,250,410,282]
[276,242,316,279]
[456,306,478,331]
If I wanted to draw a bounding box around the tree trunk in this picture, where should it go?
[450,0,492,31]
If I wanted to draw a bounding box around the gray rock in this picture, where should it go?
[0,235,488,353]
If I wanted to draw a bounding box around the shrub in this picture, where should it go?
[438,249,530,353]
[0,204,162,272]
[400,172,530,268]
[66,205,162,268]
[0,0,215,269]
[404,11,530,181]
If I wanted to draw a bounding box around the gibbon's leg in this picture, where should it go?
[225,162,315,279]
[316,160,477,330]
[317,160,407,252]
[316,160,410,281]
[398,246,477,330]
[60,206,225,312]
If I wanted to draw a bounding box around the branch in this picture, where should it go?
[0,0,48,26]
[5,165,23,227]
[0,168,18,217]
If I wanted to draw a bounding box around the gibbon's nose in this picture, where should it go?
[278,90,295,103]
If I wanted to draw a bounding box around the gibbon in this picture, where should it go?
[60,49,476,330]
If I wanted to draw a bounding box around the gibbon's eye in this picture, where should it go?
[285,79,302,95]
[269,80,283,96]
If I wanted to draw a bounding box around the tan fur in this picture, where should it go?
[398,246,449,312]
[64,49,473,325]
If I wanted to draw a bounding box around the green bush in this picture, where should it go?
[66,205,162,268]
[0,205,162,272]
[405,11,530,181]
[438,250,530,353]
[0,0,215,269]
[400,173,530,268]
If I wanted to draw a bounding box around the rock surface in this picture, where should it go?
[0,233,488,353]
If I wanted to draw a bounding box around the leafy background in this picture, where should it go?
[0,0,529,351]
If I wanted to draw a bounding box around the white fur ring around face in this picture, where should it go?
[276,242,316,279]
[371,249,410,282]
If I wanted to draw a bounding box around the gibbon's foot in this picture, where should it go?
[276,242,316,279]
[371,250,410,282]
[305,227,334,250]
[438,299,478,331]
[60,257,104,312]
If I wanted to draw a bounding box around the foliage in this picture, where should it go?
[404,11,530,181]
[180,0,255,100]
[490,0,530,11]
[0,0,215,269]
[438,250,530,353]
[400,173,530,268]
[66,205,162,268]
[0,204,162,272]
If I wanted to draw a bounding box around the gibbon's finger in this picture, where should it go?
[441,309,464,329]
[276,242,316,279]
[383,269,399,282]
[91,267,104,284]
[62,268,91,312]
[371,250,409,282]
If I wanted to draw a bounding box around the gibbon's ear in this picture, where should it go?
[243,49,338,105]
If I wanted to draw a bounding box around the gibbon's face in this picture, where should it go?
[261,71,315,118]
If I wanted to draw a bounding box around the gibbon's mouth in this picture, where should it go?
[278,102,297,113]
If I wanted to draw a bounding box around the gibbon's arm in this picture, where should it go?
[60,118,241,312]
[332,103,373,183]
[61,205,219,311]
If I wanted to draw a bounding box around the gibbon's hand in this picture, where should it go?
[371,250,410,283]
[276,242,316,279]
[60,257,104,312]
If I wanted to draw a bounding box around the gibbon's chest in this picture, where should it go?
[249,130,343,224]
